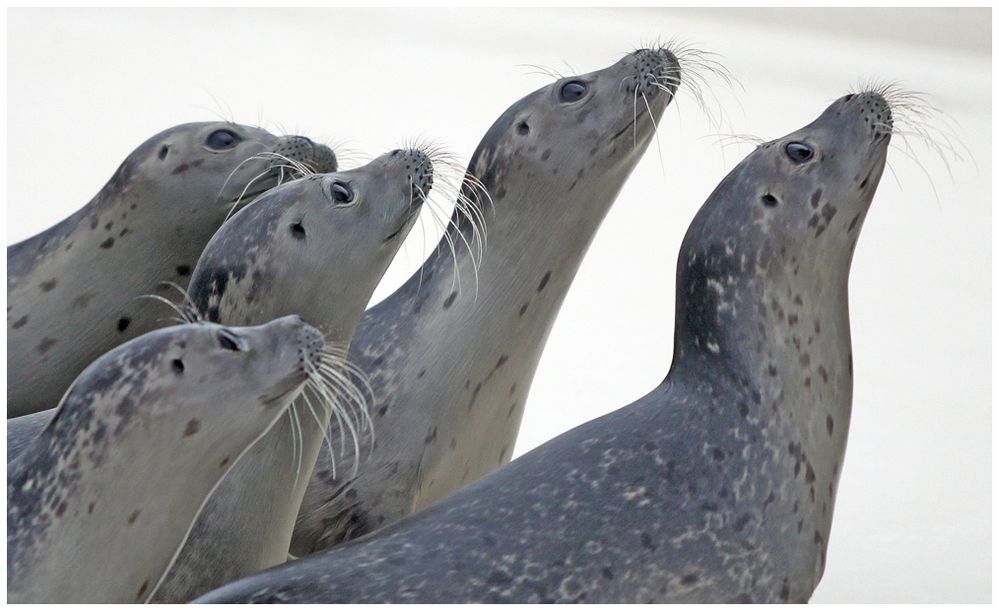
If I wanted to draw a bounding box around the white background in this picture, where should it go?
[6,8,991,603]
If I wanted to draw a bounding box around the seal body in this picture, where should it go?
[7,316,323,603]
[148,149,433,602]
[196,91,891,603]
[7,122,337,417]
[292,46,682,554]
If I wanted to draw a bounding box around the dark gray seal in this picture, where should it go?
[7,121,337,417]
[8,315,324,603]
[291,45,686,555]
[195,89,894,603]
[147,147,437,602]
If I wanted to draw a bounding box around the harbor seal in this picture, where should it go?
[8,315,324,603]
[148,147,439,601]
[291,44,689,554]
[195,89,895,603]
[7,121,337,417]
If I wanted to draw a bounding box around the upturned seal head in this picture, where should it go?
[122,122,338,221]
[187,147,434,340]
[6,315,323,603]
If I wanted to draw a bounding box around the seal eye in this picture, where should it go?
[206,129,241,150]
[218,329,245,352]
[330,181,354,205]
[785,142,814,163]
[559,80,588,103]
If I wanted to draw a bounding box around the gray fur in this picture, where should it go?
[8,316,323,603]
[195,92,892,603]
[149,149,432,602]
[6,123,336,417]
[292,47,682,555]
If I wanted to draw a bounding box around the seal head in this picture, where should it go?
[8,315,323,603]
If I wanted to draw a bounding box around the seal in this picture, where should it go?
[291,44,691,554]
[7,121,337,418]
[7,315,325,603]
[147,146,445,602]
[194,89,896,603]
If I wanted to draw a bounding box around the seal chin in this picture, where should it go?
[383,205,423,243]
[259,376,308,410]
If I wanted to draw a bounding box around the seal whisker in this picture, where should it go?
[301,388,338,480]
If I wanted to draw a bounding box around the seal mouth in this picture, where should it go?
[383,205,422,243]
[259,376,308,410]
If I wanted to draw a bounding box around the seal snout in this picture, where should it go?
[629,47,681,100]
[273,135,339,174]
[843,91,893,142]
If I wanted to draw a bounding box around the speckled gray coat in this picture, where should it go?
[196,91,891,603]
[291,47,681,555]
[7,122,336,418]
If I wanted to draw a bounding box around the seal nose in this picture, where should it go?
[848,91,893,140]
[394,148,434,205]
[275,135,339,174]
[630,47,680,99]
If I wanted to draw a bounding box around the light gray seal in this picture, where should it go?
[195,89,894,603]
[291,45,686,555]
[147,147,436,601]
[8,315,324,603]
[7,121,337,417]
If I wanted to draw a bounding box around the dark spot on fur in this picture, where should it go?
[219,456,230,468]
[681,574,699,585]
[37,337,56,353]
[172,359,184,374]
[641,533,657,550]
[761,193,779,207]
[519,302,528,317]
[40,278,57,292]
[811,189,822,208]
[826,415,834,435]
[127,509,141,525]
[117,317,131,332]
[602,567,615,579]
[537,271,552,292]
[137,580,150,600]
[847,212,861,232]
[443,291,457,309]
[88,503,95,514]
[711,448,725,461]
[733,512,752,531]
[290,222,306,240]
[417,369,426,379]
[516,121,530,136]
[541,149,552,161]
[499,445,508,462]
[100,237,115,249]
[12,315,28,329]
[184,418,200,437]
[378,405,388,417]
[780,581,790,601]
[172,163,190,175]
[176,264,191,276]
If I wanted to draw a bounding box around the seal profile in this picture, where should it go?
[7,121,337,417]
[8,315,323,603]
[196,89,895,603]
[148,146,455,602]
[292,44,689,555]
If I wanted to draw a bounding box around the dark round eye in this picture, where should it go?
[218,329,244,352]
[785,142,814,163]
[330,181,354,205]
[206,129,241,150]
[559,80,588,103]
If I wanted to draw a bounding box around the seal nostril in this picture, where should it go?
[761,194,779,208]
[290,222,306,240]
[516,122,530,136]
[172,359,185,374]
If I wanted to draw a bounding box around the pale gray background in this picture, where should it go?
[6,8,991,602]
